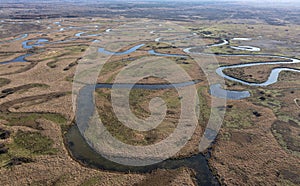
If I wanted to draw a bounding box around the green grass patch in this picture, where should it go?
[100,61,125,76]
[129,89,152,119]
[271,120,300,153]
[81,175,103,186]
[46,60,58,68]
[0,78,10,88]
[198,86,211,126]
[65,46,87,53]
[278,71,300,82]
[204,45,260,55]
[13,131,57,155]
[16,84,50,94]
[224,106,253,129]
[0,130,57,167]
[0,113,67,129]
[249,88,282,113]
[94,88,180,145]
[51,174,73,186]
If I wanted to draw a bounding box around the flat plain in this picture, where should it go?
[0,1,299,185]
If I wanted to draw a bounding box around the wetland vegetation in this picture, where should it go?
[0,0,299,185]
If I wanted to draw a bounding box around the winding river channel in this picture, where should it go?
[8,34,296,93]
[69,36,300,185]
[0,34,28,44]
[0,38,48,64]
[2,29,300,185]
[68,82,219,185]
[66,125,219,185]
[75,32,101,37]
[96,40,300,99]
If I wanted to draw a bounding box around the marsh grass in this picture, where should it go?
[0,130,58,167]
[95,88,180,145]
[13,131,57,155]
[1,113,67,129]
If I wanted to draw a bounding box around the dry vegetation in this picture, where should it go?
[0,1,299,185]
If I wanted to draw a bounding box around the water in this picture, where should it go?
[184,45,300,87]
[2,35,292,184]
[180,39,229,53]
[230,46,261,52]
[0,54,31,64]
[65,125,219,186]
[98,44,145,55]
[215,56,300,86]
[231,38,252,41]
[68,80,219,185]
[97,43,300,98]
[13,34,28,41]
[148,50,187,58]
[155,37,161,42]
[98,43,187,58]
[22,38,49,49]
[75,32,101,37]
[210,84,250,100]
[66,39,300,186]
[76,80,200,133]
[0,38,48,64]
[209,39,229,47]
[75,32,85,37]
[0,34,28,44]
[96,80,200,89]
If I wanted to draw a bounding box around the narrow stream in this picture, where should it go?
[0,38,48,64]
[69,40,300,185]
[214,55,300,86]
[75,32,101,37]
[97,42,300,98]
[67,80,218,186]
[148,49,187,58]
[98,44,145,55]
[0,34,28,44]
[209,84,250,100]
[96,80,200,89]
[0,54,31,64]
[3,29,300,185]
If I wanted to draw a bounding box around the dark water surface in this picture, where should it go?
[65,125,220,186]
